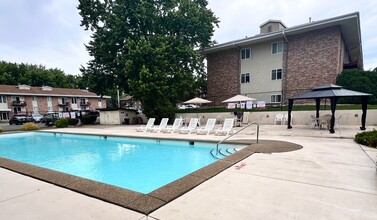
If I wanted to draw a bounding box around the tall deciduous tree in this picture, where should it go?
[78,0,218,121]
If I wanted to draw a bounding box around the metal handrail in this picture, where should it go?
[215,122,259,155]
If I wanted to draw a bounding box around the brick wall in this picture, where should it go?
[283,26,343,100]
[207,48,240,106]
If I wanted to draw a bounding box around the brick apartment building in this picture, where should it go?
[202,12,363,105]
[0,84,108,121]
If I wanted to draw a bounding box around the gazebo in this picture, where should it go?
[287,84,372,133]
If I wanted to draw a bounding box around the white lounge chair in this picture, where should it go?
[136,118,155,132]
[196,118,216,135]
[163,118,183,133]
[150,118,169,133]
[179,118,199,134]
[215,118,235,136]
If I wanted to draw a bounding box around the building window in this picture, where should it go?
[80,106,88,110]
[241,73,250,84]
[272,42,283,54]
[33,107,39,112]
[47,97,52,101]
[32,96,37,101]
[62,106,69,112]
[1,112,9,120]
[71,98,77,104]
[241,48,251,59]
[271,94,282,103]
[48,106,53,112]
[80,98,86,104]
[271,69,282,80]
[0,96,6,103]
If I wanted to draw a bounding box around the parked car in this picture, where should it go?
[9,114,33,125]
[41,113,60,126]
[178,104,199,109]
[31,114,43,123]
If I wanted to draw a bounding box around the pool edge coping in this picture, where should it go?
[0,131,303,215]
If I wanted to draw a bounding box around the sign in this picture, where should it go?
[62,112,70,118]
[257,101,266,108]
[246,101,253,109]
[227,102,236,109]
[240,102,245,109]
[70,112,76,119]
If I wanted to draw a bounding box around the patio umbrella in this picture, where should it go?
[182,97,212,125]
[183,97,212,105]
[222,95,256,103]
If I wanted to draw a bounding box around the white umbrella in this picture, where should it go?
[222,95,256,103]
[182,97,212,125]
[183,97,212,104]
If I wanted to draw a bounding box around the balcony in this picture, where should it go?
[12,101,27,106]
[80,102,90,106]
[58,102,70,106]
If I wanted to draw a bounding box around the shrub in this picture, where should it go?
[355,129,377,147]
[54,118,69,128]
[0,128,3,133]
[81,115,97,125]
[68,118,79,126]
[21,122,39,131]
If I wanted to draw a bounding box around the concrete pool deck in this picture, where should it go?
[1,124,377,219]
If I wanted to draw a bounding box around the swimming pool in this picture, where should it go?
[0,132,240,193]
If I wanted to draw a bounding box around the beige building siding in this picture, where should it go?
[240,40,283,102]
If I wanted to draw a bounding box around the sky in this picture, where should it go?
[0,0,376,76]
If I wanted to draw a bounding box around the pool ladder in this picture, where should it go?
[210,122,259,159]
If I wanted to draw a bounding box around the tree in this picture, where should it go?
[78,0,218,121]
[0,61,85,89]
[336,68,377,104]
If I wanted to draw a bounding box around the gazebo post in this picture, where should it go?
[315,98,321,119]
[360,96,368,130]
[329,97,338,133]
[287,99,293,129]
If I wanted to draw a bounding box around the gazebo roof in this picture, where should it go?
[289,84,372,100]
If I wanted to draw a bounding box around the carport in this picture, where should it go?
[287,84,372,133]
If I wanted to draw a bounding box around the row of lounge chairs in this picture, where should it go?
[136,117,235,135]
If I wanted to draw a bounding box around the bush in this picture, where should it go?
[81,115,97,125]
[0,128,3,133]
[355,129,377,147]
[21,122,39,131]
[68,118,79,126]
[54,118,69,128]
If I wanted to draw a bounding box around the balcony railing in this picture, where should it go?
[12,101,27,106]
[80,102,90,106]
[58,102,70,106]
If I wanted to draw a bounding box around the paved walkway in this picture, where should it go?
[1,124,376,219]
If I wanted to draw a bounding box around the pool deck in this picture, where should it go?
[1,124,377,219]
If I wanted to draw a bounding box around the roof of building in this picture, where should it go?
[0,84,109,98]
[202,12,362,68]
[259,19,287,28]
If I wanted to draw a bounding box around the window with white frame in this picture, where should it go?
[81,106,88,110]
[272,42,283,54]
[271,69,282,80]
[1,112,9,120]
[0,96,6,103]
[271,94,282,103]
[48,106,53,112]
[32,96,37,101]
[47,97,52,101]
[33,107,39,112]
[241,73,250,83]
[241,48,251,59]
[71,98,77,104]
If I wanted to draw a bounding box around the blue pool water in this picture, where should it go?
[0,132,235,193]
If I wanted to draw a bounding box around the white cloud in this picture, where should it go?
[0,0,376,75]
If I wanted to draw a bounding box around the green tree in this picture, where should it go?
[336,68,377,104]
[0,60,86,89]
[78,0,218,121]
